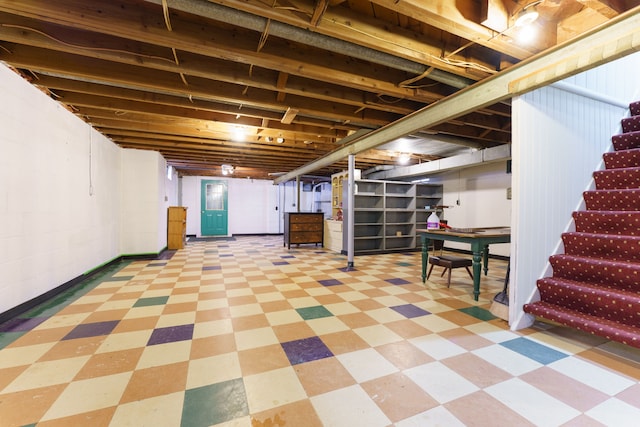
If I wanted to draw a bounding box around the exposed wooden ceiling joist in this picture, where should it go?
[0,0,636,180]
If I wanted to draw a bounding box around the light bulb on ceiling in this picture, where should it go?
[276,137,284,144]
[516,24,538,44]
[232,126,246,142]
[514,2,540,27]
[398,153,411,164]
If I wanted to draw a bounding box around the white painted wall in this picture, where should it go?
[436,161,512,257]
[511,51,640,329]
[120,149,168,254]
[181,176,281,236]
[0,64,121,314]
[0,64,170,315]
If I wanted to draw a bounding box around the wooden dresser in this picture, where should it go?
[167,206,187,250]
[284,212,324,249]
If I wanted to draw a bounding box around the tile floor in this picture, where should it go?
[1,235,640,426]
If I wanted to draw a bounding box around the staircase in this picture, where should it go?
[523,100,640,349]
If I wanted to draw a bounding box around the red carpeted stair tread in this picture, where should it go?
[572,211,640,236]
[549,254,640,291]
[523,301,640,349]
[536,277,640,323]
[612,131,640,151]
[631,101,640,117]
[583,189,640,211]
[603,148,640,169]
[593,167,640,189]
[622,115,640,133]
[562,232,640,262]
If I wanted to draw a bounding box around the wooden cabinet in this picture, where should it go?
[330,169,360,219]
[167,206,187,250]
[284,212,324,249]
[324,219,343,252]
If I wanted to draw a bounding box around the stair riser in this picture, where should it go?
[593,168,640,190]
[549,255,640,291]
[583,190,640,211]
[572,211,640,236]
[622,116,640,133]
[537,279,640,324]
[562,233,640,262]
[612,131,640,151]
[523,302,640,349]
[631,101,640,116]
[603,149,640,169]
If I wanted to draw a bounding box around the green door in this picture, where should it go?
[201,180,228,236]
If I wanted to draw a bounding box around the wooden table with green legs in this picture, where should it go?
[418,227,511,301]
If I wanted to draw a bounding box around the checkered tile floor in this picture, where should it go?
[1,235,640,426]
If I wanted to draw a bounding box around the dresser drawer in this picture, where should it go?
[291,223,323,232]
[290,231,322,243]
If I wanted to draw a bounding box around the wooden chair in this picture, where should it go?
[427,255,473,287]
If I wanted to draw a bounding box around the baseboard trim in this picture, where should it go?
[0,252,164,325]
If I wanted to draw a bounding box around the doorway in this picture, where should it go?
[201,180,228,236]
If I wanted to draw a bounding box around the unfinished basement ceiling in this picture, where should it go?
[0,0,638,179]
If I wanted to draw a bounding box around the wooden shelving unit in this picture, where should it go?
[341,179,443,254]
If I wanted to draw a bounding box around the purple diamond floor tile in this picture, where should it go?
[147,324,194,345]
[62,320,120,340]
[318,279,343,287]
[203,265,222,271]
[386,278,411,285]
[273,261,290,265]
[0,317,48,333]
[281,336,334,365]
[391,304,431,318]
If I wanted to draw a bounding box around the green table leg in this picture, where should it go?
[471,243,483,301]
[483,244,490,276]
[421,235,428,283]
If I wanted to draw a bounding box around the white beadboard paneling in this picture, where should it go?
[511,52,640,329]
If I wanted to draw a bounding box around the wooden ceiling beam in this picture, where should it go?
[112,137,329,163]
[310,0,330,27]
[0,0,439,101]
[56,92,345,142]
[33,75,357,135]
[205,0,497,79]
[0,18,434,112]
[105,130,339,154]
[367,0,541,59]
[274,7,640,183]
[89,115,339,150]
[0,44,399,127]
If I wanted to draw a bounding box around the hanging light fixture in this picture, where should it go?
[514,1,541,27]
[221,164,234,175]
